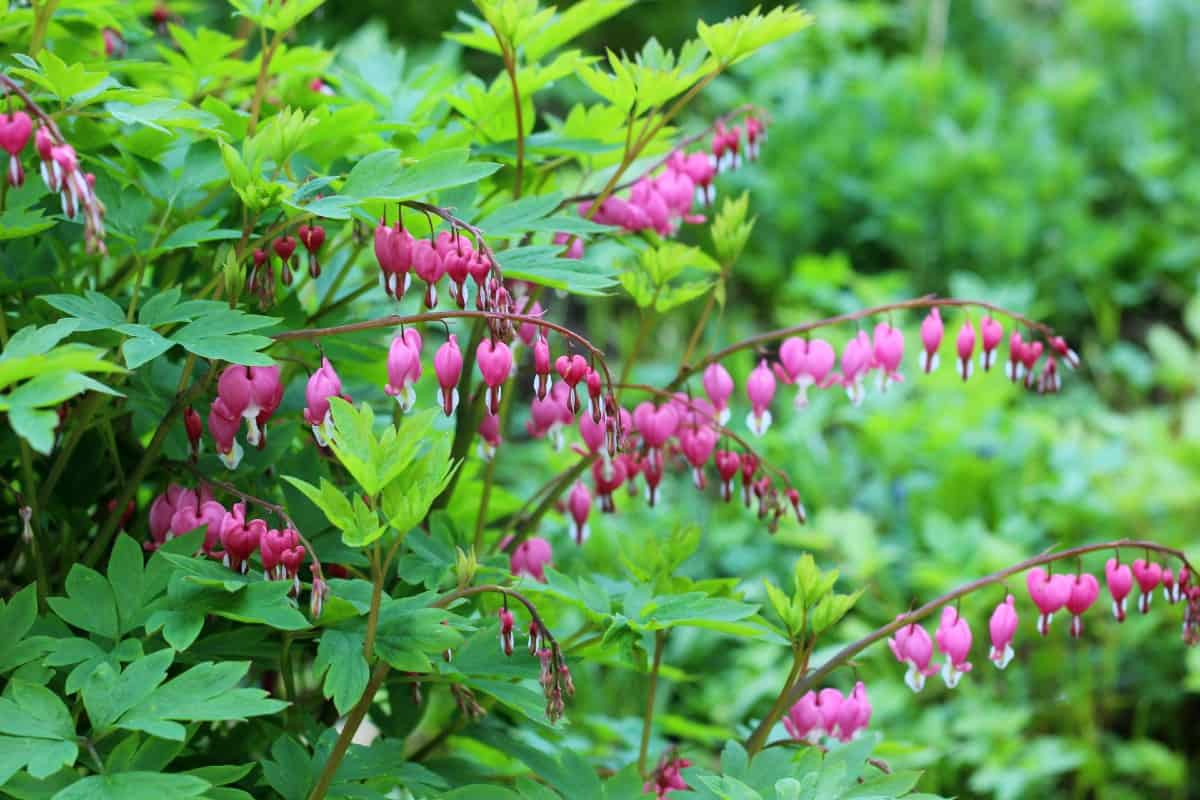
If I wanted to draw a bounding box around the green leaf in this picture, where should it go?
[313,629,369,716]
[0,585,47,673]
[373,606,460,672]
[341,149,501,202]
[51,772,210,800]
[108,534,146,636]
[82,650,174,732]
[496,245,618,295]
[810,590,863,636]
[116,661,288,741]
[40,292,126,333]
[48,565,120,639]
[695,6,814,67]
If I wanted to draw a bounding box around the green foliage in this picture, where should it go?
[2,1,1195,799]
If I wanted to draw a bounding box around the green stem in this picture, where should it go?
[744,644,808,757]
[37,392,103,508]
[306,662,390,800]
[18,438,49,605]
[363,543,384,662]
[638,630,668,777]
[28,0,61,55]
[247,28,283,136]
[501,46,525,198]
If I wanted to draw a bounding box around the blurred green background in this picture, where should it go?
[322,1,1200,797]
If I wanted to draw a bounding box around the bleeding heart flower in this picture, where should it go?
[510,537,552,582]
[935,606,973,688]
[956,320,976,381]
[1132,559,1163,614]
[1027,567,1072,635]
[888,619,940,692]
[988,594,1018,669]
[1106,557,1134,622]
[745,359,776,436]
[433,334,463,416]
[1065,573,1100,638]
[980,316,1003,371]
[919,309,943,373]
[385,329,423,413]
[567,481,591,545]
[476,339,513,415]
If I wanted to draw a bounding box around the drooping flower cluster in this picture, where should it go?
[782,681,872,743]
[0,92,107,253]
[701,310,1076,441]
[644,755,693,799]
[374,215,502,312]
[888,553,1194,694]
[576,113,768,247]
[145,485,321,611]
[146,483,225,554]
[207,365,283,470]
[245,225,326,308]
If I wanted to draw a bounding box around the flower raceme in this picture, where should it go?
[0,92,107,252]
[782,681,872,744]
[884,552,1192,696]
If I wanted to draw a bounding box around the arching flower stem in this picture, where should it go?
[671,295,1062,392]
[743,538,1194,756]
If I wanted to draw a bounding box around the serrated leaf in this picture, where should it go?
[48,565,120,639]
[116,661,287,741]
[51,772,211,800]
[313,629,369,715]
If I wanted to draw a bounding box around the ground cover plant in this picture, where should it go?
[1,2,1197,798]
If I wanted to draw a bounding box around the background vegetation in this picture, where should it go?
[1,1,1198,799]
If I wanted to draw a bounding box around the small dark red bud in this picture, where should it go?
[299,224,326,253]
[184,406,203,456]
[253,248,268,268]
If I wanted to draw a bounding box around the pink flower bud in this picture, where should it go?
[988,594,1018,669]
[498,607,515,656]
[1005,331,1025,382]
[1132,559,1162,614]
[935,606,973,688]
[304,357,345,444]
[919,309,943,373]
[1050,335,1080,369]
[578,410,605,454]
[1064,573,1100,637]
[567,481,591,544]
[207,398,243,470]
[477,412,502,461]
[679,423,717,489]
[386,329,423,412]
[1106,557,1134,621]
[702,363,734,423]
[783,690,821,743]
[871,322,904,388]
[476,339,513,415]
[511,537,552,582]
[840,332,872,405]
[888,619,940,692]
[219,503,263,574]
[309,576,328,618]
[433,334,463,416]
[170,498,226,555]
[980,316,1003,371]
[956,320,976,381]
[745,359,776,436]
[1027,567,1072,635]
[815,688,843,736]
[0,111,32,156]
[708,449,737,503]
[410,238,443,308]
